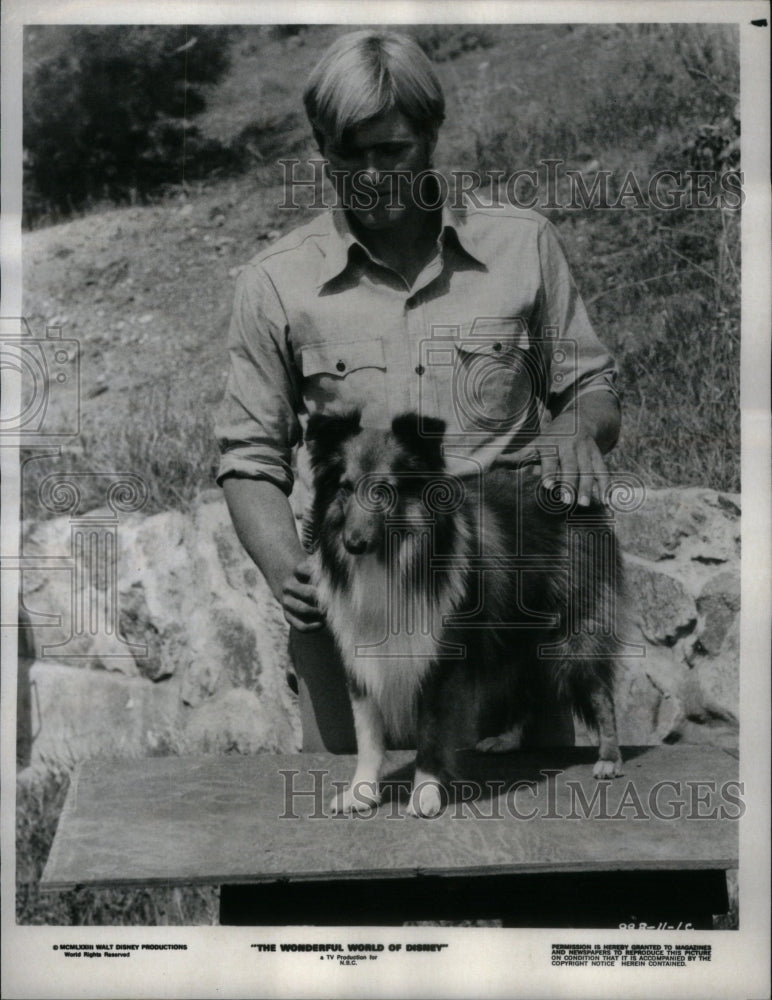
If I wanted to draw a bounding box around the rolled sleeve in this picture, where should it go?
[215,265,301,494]
[537,219,618,412]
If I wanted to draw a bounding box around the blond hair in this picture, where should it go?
[303,30,445,143]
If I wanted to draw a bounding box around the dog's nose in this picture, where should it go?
[343,534,368,555]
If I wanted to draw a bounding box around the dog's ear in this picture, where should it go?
[391,413,446,469]
[305,410,361,462]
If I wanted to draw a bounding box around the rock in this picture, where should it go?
[612,661,664,745]
[672,717,739,749]
[623,558,697,646]
[179,653,223,708]
[610,645,689,745]
[614,488,740,565]
[21,498,301,760]
[20,522,137,674]
[118,582,170,681]
[184,688,291,754]
[695,570,740,655]
[27,659,182,765]
[689,615,740,722]
[642,645,691,742]
[612,490,740,744]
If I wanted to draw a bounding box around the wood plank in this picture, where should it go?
[41,746,739,891]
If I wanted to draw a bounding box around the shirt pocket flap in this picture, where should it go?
[455,338,522,359]
[455,319,530,359]
[300,338,386,377]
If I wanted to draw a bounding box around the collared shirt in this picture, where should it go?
[215,199,617,494]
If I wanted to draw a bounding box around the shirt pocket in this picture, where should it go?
[299,337,388,415]
[450,325,546,433]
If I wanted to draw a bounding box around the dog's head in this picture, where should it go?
[305,410,447,557]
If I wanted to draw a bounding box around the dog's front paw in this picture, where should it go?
[593,755,623,779]
[406,776,443,818]
[329,781,381,815]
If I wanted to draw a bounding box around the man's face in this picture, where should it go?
[320,108,437,230]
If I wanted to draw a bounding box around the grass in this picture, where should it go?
[22,385,222,520]
[579,203,740,493]
[16,766,219,925]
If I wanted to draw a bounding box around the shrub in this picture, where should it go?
[23,26,236,223]
[411,25,496,62]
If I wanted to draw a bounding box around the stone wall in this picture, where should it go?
[597,487,739,749]
[20,491,301,765]
[18,487,739,767]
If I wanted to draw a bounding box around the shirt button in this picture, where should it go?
[493,342,502,352]
[415,365,425,376]
[336,360,346,372]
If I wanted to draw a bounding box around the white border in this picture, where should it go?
[2,3,769,999]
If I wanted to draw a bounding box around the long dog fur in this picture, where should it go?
[305,410,624,817]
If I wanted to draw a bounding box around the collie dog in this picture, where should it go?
[305,411,624,817]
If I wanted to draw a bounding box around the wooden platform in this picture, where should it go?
[41,745,739,927]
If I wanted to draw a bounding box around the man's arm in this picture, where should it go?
[222,477,324,633]
[531,218,621,506]
[216,265,320,631]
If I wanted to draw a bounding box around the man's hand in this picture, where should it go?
[222,477,325,632]
[530,418,609,507]
[521,390,620,507]
[280,557,325,632]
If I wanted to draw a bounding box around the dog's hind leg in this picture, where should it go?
[590,684,623,779]
[329,693,386,813]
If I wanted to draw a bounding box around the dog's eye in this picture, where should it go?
[356,477,398,513]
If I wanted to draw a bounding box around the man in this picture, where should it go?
[215,30,620,752]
